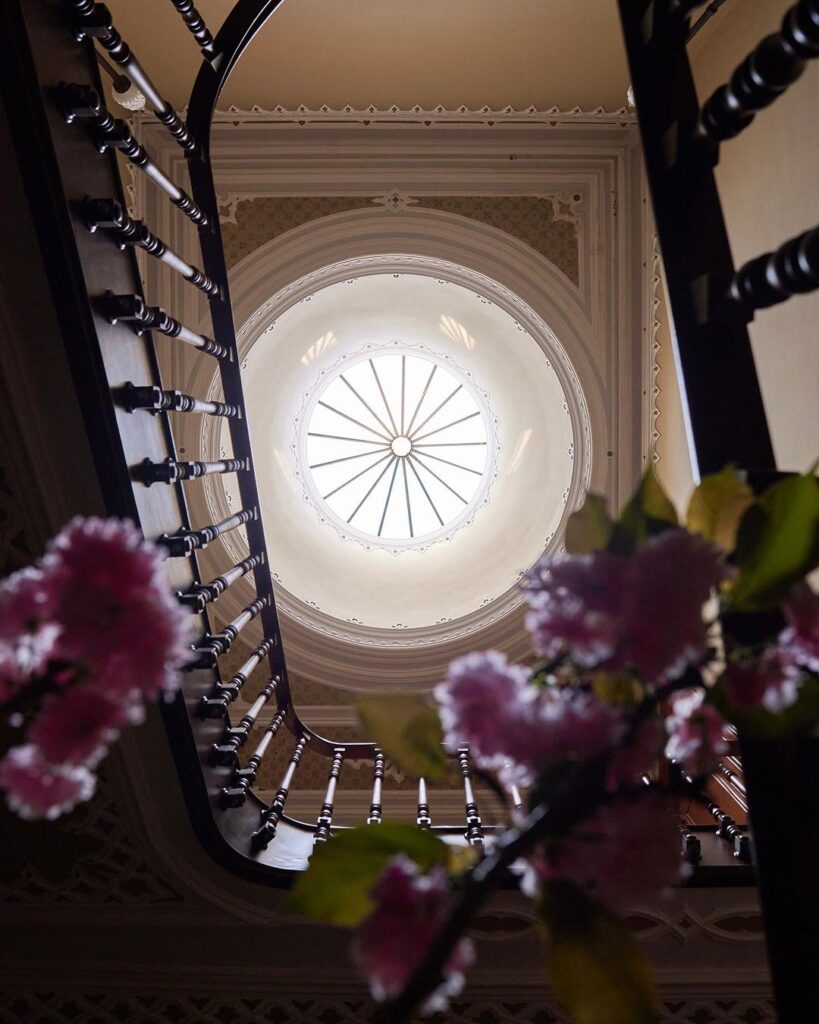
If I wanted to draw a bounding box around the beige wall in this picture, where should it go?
[656,0,819,505]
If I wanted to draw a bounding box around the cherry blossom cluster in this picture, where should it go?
[349,475,819,1016]
[0,517,190,819]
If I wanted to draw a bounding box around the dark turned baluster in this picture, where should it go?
[162,508,256,558]
[189,596,270,667]
[315,749,345,843]
[717,760,747,796]
[105,293,229,359]
[57,84,208,226]
[505,771,523,813]
[367,750,385,824]
[199,639,275,716]
[675,762,752,862]
[210,674,280,766]
[136,456,248,486]
[178,553,263,610]
[696,0,819,142]
[252,734,311,849]
[118,382,240,419]
[220,707,288,809]
[168,0,216,56]
[83,199,221,297]
[459,748,484,847]
[728,226,819,314]
[679,821,702,865]
[703,793,753,863]
[416,777,431,829]
[67,2,199,154]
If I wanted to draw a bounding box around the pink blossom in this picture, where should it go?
[607,717,663,791]
[0,744,95,820]
[664,689,729,775]
[43,517,190,700]
[524,552,626,667]
[28,687,141,768]
[435,651,535,763]
[0,568,60,702]
[354,855,474,1014]
[723,649,802,713]
[523,792,683,908]
[435,652,622,786]
[780,583,819,674]
[525,531,727,683]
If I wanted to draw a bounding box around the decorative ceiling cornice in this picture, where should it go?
[135,104,636,131]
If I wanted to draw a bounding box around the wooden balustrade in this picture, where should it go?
[367,750,385,824]
[58,84,209,225]
[458,749,485,847]
[199,640,276,715]
[315,749,345,842]
[252,734,312,848]
[137,456,248,486]
[119,383,240,418]
[220,707,288,808]
[190,596,271,666]
[167,0,216,56]
[178,553,264,610]
[105,293,229,359]
[210,675,280,765]
[67,0,200,153]
[696,0,819,142]
[416,777,431,829]
[83,199,221,296]
[161,509,256,558]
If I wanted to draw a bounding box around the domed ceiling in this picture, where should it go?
[200,267,590,685]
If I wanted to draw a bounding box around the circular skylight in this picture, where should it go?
[304,351,492,544]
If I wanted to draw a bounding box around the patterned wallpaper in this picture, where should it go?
[0,991,777,1023]
[219,195,580,284]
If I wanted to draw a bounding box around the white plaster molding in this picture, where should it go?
[134,104,637,133]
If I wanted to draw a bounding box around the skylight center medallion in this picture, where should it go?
[301,349,495,548]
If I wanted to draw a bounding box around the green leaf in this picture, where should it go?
[356,695,446,780]
[565,494,614,554]
[539,883,658,1024]
[591,671,643,706]
[615,468,678,551]
[288,823,449,927]
[730,473,819,611]
[686,465,754,553]
[709,673,819,741]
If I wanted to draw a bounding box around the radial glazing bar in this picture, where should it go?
[136,456,248,486]
[315,749,345,842]
[178,553,263,609]
[105,293,229,359]
[220,707,288,808]
[210,675,280,766]
[67,1,199,153]
[199,639,275,716]
[58,84,208,225]
[252,734,311,848]
[83,199,221,297]
[367,750,385,824]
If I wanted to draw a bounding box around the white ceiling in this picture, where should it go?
[218,271,576,633]
[105,0,632,111]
